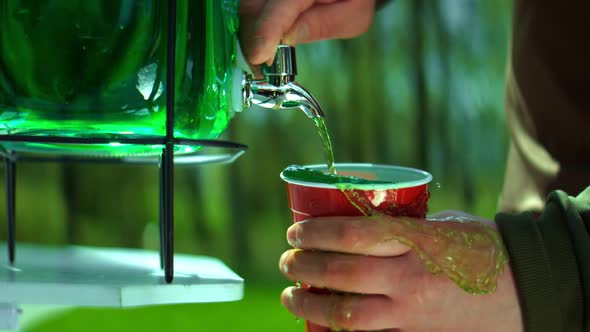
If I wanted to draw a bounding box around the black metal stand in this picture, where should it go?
[161,143,175,283]
[162,0,177,283]
[0,139,246,284]
[5,154,15,264]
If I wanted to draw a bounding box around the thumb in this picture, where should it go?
[245,0,316,64]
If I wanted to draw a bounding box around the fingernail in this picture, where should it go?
[282,287,296,310]
[287,224,302,247]
[279,251,290,274]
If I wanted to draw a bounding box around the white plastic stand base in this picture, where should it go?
[0,243,244,330]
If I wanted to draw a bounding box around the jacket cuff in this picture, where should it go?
[496,193,583,331]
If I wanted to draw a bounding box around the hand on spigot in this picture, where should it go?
[240,0,377,65]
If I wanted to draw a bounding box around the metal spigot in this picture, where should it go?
[262,44,297,86]
[242,45,324,118]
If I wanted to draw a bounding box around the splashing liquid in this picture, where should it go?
[286,166,508,295]
[313,117,337,175]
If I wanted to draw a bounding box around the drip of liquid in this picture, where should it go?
[313,117,337,175]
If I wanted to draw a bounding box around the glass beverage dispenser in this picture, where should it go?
[0,0,325,282]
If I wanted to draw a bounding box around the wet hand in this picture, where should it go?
[240,0,377,65]
[279,213,523,331]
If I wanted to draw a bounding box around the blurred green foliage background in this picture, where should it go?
[1,1,512,331]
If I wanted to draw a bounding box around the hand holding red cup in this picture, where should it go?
[280,163,432,332]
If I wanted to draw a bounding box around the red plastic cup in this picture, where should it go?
[280,163,432,332]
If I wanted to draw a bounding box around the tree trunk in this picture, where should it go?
[62,164,78,244]
[227,124,250,275]
[431,0,452,176]
[187,170,210,249]
[338,39,364,162]
[410,0,429,170]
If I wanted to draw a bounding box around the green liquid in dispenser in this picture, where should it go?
[0,0,240,156]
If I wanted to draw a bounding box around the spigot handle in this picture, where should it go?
[262,45,297,86]
[242,44,324,118]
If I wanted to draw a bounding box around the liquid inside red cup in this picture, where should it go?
[280,163,432,332]
[281,163,433,221]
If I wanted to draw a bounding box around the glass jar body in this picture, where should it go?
[0,0,241,156]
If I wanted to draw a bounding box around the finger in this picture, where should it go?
[287,216,412,256]
[280,249,412,294]
[245,0,316,64]
[284,0,376,45]
[239,0,267,15]
[281,286,398,331]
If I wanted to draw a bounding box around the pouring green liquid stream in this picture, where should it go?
[313,117,337,175]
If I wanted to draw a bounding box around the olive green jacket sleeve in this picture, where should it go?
[496,187,590,331]
[497,1,590,214]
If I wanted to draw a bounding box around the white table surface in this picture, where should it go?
[0,243,243,308]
